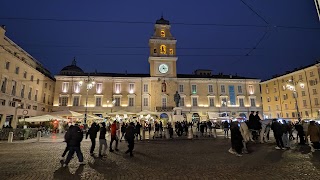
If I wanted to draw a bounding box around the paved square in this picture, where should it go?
[0,136,320,180]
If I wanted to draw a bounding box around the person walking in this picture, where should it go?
[63,124,85,166]
[307,121,320,151]
[271,119,284,150]
[86,122,100,156]
[109,121,119,152]
[98,122,107,157]
[135,122,142,140]
[295,122,306,145]
[281,120,290,149]
[60,125,73,160]
[125,122,135,157]
[120,123,127,142]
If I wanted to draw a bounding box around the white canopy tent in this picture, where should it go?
[108,110,136,116]
[74,114,104,120]
[20,115,68,122]
[50,110,83,117]
[137,110,157,115]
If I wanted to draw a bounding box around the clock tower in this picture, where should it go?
[148,16,177,77]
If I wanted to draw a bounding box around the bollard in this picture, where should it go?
[188,126,193,139]
[36,131,41,142]
[8,132,13,143]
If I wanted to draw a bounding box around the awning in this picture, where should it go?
[20,115,68,122]
[108,110,136,115]
[50,110,83,117]
[207,112,219,120]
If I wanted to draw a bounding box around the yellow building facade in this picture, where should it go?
[261,62,320,120]
[53,17,262,122]
[0,26,56,128]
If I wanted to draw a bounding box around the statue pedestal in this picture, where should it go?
[173,107,183,122]
[173,107,182,115]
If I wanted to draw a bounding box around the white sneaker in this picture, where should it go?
[275,146,281,150]
[235,153,242,157]
[228,148,236,154]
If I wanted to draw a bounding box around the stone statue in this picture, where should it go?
[161,80,167,92]
[174,91,181,107]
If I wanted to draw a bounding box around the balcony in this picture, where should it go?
[156,106,174,112]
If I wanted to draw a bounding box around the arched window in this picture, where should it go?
[160,45,166,54]
[161,30,165,37]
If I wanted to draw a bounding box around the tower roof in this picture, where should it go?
[156,16,170,25]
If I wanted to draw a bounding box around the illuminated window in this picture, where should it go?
[96,83,102,94]
[238,86,243,93]
[221,97,227,107]
[62,82,69,93]
[129,83,134,94]
[160,45,166,54]
[115,83,121,93]
[160,30,165,37]
[191,85,197,94]
[59,97,68,106]
[74,83,80,93]
[169,49,173,55]
[249,85,254,94]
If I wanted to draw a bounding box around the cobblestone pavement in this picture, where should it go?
[0,135,320,180]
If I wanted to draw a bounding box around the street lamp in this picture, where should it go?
[79,75,95,125]
[286,78,305,122]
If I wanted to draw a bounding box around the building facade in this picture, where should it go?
[261,62,320,120]
[0,26,55,128]
[53,17,262,122]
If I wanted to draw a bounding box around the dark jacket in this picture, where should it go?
[86,123,100,139]
[271,121,283,136]
[121,125,126,133]
[99,126,107,139]
[65,126,83,147]
[125,125,135,140]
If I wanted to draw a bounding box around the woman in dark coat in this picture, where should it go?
[230,121,243,156]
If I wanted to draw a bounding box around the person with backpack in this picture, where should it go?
[63,124,85,166]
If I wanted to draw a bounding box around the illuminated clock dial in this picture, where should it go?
[158,64,169,74]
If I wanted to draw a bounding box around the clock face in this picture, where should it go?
[158,64,169,74]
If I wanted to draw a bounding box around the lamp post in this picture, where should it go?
[79,75,95,125]
[286,78,305,122]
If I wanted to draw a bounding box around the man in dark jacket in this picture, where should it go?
[63,124,85,166]
[86,122,100,156]
[125,122,135,157]
[99,122,107,157]
[271,119,284,149]
[135,122,142,140]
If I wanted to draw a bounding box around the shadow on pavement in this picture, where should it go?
[53,164,84,180]
[88,158,122,178]
[264,150,285,163]
[310,151,320,170]
[293,145,311,154]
